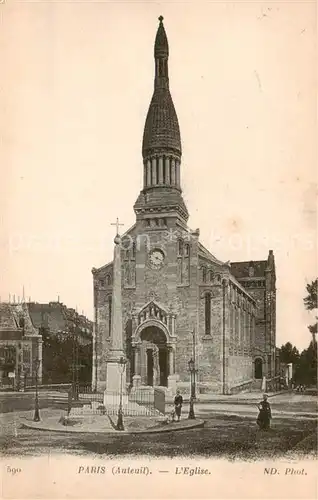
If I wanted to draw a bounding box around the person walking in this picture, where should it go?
[173,389,183,422]
[256,393,272,430]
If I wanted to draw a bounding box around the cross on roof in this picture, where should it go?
[111,217,124,236]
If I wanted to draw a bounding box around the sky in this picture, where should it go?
[1,0,316,350]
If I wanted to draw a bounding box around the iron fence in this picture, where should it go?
[68,387,165,417]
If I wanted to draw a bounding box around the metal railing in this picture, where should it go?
[68,386,165,417]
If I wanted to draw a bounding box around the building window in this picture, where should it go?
[178,239,183,256]
[205,293,211,335]
[254,358,263,379]
[209,270,213,282]
[99,279,105,287]
[132,242,136,259]
[105,275,111,286]
[108,295,112,336]
[202,267,207,283]
[184,244,190,257]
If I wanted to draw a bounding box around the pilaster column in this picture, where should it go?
[175,160,180,187]
[158,157,164,184]
[171,159,176,185]
[171,314,176,336]
[134,346,140,376]
[165,157,170,184]
[146,160,151,187]
[238,305,241,352]
[153,347,160,386]
[152,158,157,185]
[169,347,174,375]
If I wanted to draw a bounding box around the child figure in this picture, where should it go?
[173,389,183,422]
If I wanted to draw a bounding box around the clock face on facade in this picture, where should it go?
[149,249,165,269]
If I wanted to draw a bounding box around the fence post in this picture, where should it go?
[67,388,72,416]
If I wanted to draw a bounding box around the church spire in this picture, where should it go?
[142,17,182,188]
[135,17,189,224]
[154,16,169,89]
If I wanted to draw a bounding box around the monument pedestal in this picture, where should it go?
[132,374,141,390]
[104,358,127,407]
[168,374,177,394]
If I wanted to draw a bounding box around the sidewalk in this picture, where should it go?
[165,391,281,404]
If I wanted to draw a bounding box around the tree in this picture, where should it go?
[304,279,318,342]
[279,342,300,365]
[294,340,317,386]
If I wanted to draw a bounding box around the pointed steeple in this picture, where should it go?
[135,17,189,224]
[155,16,169,59]
[142,16,182,164]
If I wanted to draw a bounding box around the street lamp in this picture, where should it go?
[116,356,127,431]
[188,358,196,420]
[33,358,41,422]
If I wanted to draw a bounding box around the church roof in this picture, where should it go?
[230,260,267,279]
[197,242,228,268]
[231,251,275,279]
[142,17,182,158]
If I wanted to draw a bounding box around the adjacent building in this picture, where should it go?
[0,302,42,389]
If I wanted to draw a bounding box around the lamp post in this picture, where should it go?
[71,320,80,402]
[33,358,41,422]
[188,358,196,420]
[191,328,197,400]
[116,357,127,431]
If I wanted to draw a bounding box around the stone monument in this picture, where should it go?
[103,219,128,407]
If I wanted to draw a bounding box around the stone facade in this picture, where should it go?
[231,253,277,383]
[92,18,276,395]
[0,302,43,390]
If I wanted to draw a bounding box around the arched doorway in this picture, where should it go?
[139,326,168,387]
[254,358,263,379]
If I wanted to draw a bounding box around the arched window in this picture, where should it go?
[105,275,111,286]
[254,358,263,379]
[184,244,190,257]
[99,278,105,287]
[178,239,183,256]
[132,242,136,259]
[202,267,207,283]
[108,295,112,336]
[209,270,213,282]
[205,293,211,335]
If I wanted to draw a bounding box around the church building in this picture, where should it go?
[92,17,276,395]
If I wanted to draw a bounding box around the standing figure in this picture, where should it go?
[173,389,183,422]
[256,393,272,430]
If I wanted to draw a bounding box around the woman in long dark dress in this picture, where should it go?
[257,394,272,430]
